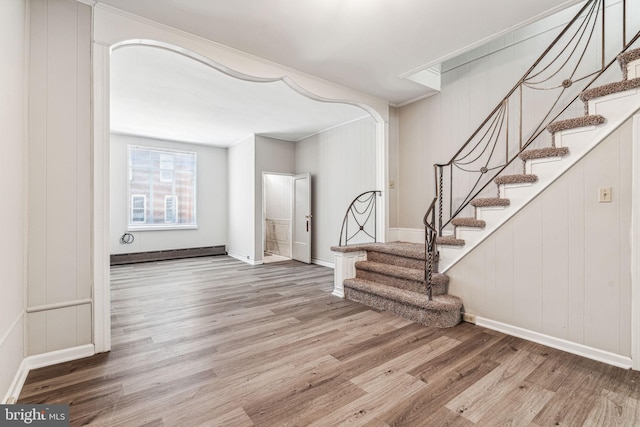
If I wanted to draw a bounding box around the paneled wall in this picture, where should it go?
[27,0,92,355]
[227,135,256,261]
[110,134,228,254]
[296,117,377,264]
[0,0,27,401]
[448,119,632,356]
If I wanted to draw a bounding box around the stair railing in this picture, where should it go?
[338,191,382,246]
[430,0,640,236]
[423,197,438,301]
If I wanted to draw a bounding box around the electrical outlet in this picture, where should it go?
[598,187,612,203]
[462,313,476,324]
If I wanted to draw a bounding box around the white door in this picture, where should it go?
[292,173,312,263]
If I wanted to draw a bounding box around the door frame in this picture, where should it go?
[292,173,312,264]
[262,172,293,260]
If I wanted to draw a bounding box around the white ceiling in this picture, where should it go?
[110,45,370,146]
[107,0,583,147]
[98,0,582,105]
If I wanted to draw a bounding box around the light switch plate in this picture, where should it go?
[599,187,612,203]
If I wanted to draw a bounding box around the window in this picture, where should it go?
[131,195,146,223]
[164,195,177,223]
[128,146,196,229]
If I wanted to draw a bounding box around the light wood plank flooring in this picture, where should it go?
[18,256,640,426]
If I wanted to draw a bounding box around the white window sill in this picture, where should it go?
[127,225,198,232]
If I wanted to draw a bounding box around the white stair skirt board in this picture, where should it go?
[476,316,632,369]
[4,344,95,404]
[332,250,367,297]
[438,86,640,273]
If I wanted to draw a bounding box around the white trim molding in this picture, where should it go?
[332,249,367,298]
[632,113,640,371]
[227,251,262,266]
[476,317,632,370]
[3,344,95,404]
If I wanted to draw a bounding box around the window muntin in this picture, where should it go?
[128,146,196,229]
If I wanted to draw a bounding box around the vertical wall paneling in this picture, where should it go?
[0,0,28,401]
[448,119,633,356]
[227,136,255,261]
[295,117,376,264]
[27,0,92,356]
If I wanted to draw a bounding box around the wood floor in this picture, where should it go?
[18,256,640,426]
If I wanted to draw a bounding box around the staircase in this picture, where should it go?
[437,47,640,272]
[331,242,462,328]
[333,1,639,329]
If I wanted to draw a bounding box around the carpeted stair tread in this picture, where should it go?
[451,217,486,228]
[580,77,640,103]
[343,278,462,327]
[519,146,569,161]
[366,251,426,270]
[436,236,465,246]
[331,241,425,260]
[355,260,449,286]
[494,174,538,185]
[546,115,605,133]
[355,260,423,282]
[470,197,510,208]
[618,48,640,80]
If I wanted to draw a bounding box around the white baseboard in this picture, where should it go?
[331,289,344,298]
[3,359,28,404]
[389,228,423,244]
[476,317,632,369]
[3,344,95,404]
[227,251,262,265]
[312,258,334,269]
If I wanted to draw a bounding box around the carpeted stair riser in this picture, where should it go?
[519,146,570,161]
[618,48,640,81]
[355,269,446,296]
[344,285,461,328]
[366,250,425,271]
[436,236,465,246]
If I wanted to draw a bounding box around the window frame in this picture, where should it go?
[127,145,197,231]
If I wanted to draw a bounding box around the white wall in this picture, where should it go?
[448,119,633,357]
[0,0,27,402]
[27,0,92,356]
[296,117,377,264]
[110,134,228,254]
[227,135,256,261]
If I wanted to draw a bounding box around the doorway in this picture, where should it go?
[262,172,312,264]
[263,173,293,263]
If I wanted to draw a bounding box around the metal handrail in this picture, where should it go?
[423,197,437,301]
[338,190,382,246]
[430,0,639,235]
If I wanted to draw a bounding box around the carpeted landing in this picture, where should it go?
[331,242,462,328]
